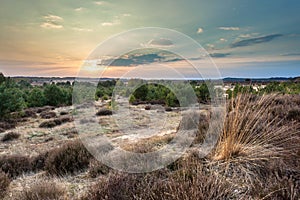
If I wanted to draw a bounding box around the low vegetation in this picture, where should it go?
[17,180,67,200]
[1,132,20,142]
[0,171,11,199]
[44,140,92,176]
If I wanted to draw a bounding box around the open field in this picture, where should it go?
[0,94,299,199]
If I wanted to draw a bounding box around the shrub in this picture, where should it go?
[88,159,110,178]
[59,111,68,115]
[96,108,113,116]
[31,151,49,171]
[40,111,56,119]
[39,120,57,128]
[18,180,67,200]
[39,117,73,128]
[0,155,31,178]
[1,132,20,142]
[0,171,11,199]
[165,107,172,112]
[0,121,15,132]
[45,140,92,176]
[83,168,232,200]
[144,105,151,110]
[36,106,55,113]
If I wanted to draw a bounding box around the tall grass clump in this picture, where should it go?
[210,94,300,191]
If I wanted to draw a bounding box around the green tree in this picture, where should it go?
[0,85,25,118]
[28,87,46,107]
[44,84,65,106]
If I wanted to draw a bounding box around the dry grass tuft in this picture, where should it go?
[209,94,300,190]
[17,180,68,200]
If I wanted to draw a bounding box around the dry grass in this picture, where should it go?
[0,155,32,178]
[0,171,11,199]
[209,94,300,191]
[45,140,92,176]
[83,155,233,200]
[16,180,68,200]
[1,132,20,142]
[121,133,175,153]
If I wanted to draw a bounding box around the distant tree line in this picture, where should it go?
[0,73,72,118]
[1,72,299,118]
[226,82,300,99]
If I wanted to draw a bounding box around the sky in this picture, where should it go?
[0,0,300,78]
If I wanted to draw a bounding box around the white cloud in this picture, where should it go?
[94,1,104,5]
[44,14,63,22]
[123,13,131,17]
[40,22,63,29]
[75,7,84,12]
[101,20,120,26]
[220,38,227,42]
[72,27,93,32]
[41,14,64,29]
[197,28,204,34]
[219,26,240,31]
[206,44,215,49]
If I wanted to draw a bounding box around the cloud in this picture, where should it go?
[97,50,188,67]
[44,14,63,22]
[94,1,104,5]
[40,22,63,29]
[101,19,120,26]
[209,53,231,58]
[72,27,93,32]
[230,34,283,48]
[41,14,64,29]
[197,28,204,34]
[75,7,84,12]
[148,38,173,46]
[123,13,131,17]
[219,38,227,42]
[219,26,240,31]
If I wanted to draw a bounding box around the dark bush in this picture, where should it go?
[1,132,20,142]
[39,117,73,128]
[96,108,113,116]
[39,120,57,128]
[60,111,69,115]
[31,152,49,171]
[0,155,31,178]
[18,180,67,200]
[0,171,11,199]
[0,121,15,131]
[23,108,38,118]
[88,159,110,178]
[287,108,300,121]
[144,105,151,110]
[45,140,92,176]
[165,107,172,112]
[40,111,56,119]
[36,106,55,113]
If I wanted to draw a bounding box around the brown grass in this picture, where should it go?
[209,94,300,191]
[0,171,11,199]
[45,140,92,176]
[17,180,68,200]
[0,155,32,178]
[1,132,20,142]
